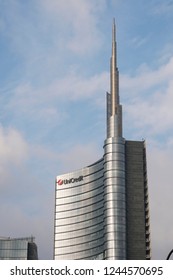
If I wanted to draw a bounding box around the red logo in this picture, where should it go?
[57,179,63,185]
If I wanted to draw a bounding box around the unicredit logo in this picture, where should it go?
[57,179,63,185]
[57,176,83,186]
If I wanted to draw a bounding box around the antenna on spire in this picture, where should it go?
[112,18,116,43]
[111,18,118,116]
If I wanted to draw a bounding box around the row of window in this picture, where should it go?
[55,231,103,246]
[56,180,103,199]
[55,222,126,237]
[55,214,103,228]
[55,200,126,219]
[104,177,125,186]
[55,222,104,237]
[55,200,104,216]
[104,152,125,162]
[0,249,27,259]
[56,183,126,204]
[104,170,125,178]
[55,220,104,235]
[56,188,104,205]
[55,205,103,221]
[0,240,27,250]
[104,159,125,170]
[55,244,104,260]
[56,194,104,212]
[55,228,104,242]
[104,143,125,154]
[55,209,126,227]
[104,199,126,210]
[55,238,104,254]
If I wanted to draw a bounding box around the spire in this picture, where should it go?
[106,19,122,138]
[110,18,119,116]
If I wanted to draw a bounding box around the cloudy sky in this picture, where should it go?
[1,0,173,260]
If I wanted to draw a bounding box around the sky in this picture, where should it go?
[0,0,173,260]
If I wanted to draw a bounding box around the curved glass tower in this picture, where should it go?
[54,20,151,260]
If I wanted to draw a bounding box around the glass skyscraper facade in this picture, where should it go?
[0,237,38,260]
[54,21,151,260]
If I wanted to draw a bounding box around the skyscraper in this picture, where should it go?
[54,20,151,260]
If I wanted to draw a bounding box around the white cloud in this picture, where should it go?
[4,71,108,131]
[0,0,106,88]
[121,56,173,137]
[0,126,28,166]
[121,56,173,93]
[0,126,29,195]
[0,0,105,61]
[47,71,109,100]
[40,0,106,54]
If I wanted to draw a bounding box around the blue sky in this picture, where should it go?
[1,0,173,259]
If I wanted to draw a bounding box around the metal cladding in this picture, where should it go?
[103,138,126,259]
[54,159,105,260]
[54,20,151,260]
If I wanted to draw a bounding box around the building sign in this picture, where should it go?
[57,176,83,186]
